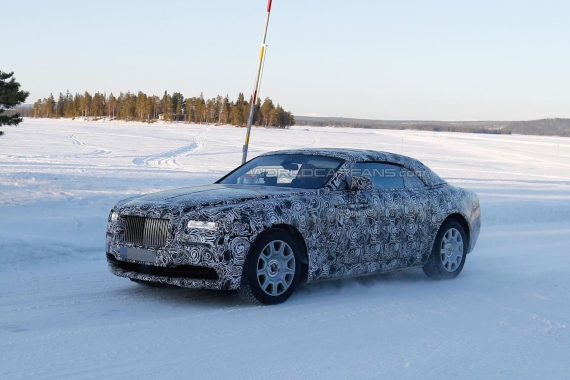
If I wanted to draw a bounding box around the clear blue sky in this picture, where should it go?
[4,0,569,120]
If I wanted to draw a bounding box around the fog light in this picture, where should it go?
[111,212,119,222]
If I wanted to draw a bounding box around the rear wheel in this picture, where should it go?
[238,230,301,305]
[423,219,467,280]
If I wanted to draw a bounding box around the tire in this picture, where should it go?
[423,219,467,280]
[238,230,302,305]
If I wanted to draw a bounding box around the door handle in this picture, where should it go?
[335,203,371,210]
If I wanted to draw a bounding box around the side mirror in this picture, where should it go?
[348,175,374,191]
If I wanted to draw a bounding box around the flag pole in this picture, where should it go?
[241,0,273,165]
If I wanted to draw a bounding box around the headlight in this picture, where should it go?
[110,212,119,222]
[187,220,218,231]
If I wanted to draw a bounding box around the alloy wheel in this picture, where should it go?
[256,240,296,296]
[440,228,464,272]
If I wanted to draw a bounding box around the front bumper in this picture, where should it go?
[107,253,238,290]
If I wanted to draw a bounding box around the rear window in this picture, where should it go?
[352,162,405,190]
[402,167,427,189]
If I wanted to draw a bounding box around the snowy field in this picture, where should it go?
[1,118,570,379]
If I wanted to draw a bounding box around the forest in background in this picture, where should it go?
[25,91,295,128]
[9,98,570,137]
[295,116,570,137]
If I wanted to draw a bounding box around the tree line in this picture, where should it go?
[294,117,510,134]
[30,91,295,128]
[295,116,570,137]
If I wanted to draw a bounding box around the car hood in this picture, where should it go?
[115,184,314,210]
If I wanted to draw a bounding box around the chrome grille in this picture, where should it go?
[123,216,168,247]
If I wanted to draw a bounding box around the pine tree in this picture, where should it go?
[81,91,92,118]
[231,92,246,126]
[152,95,160,119]
[56,93,65,118]
[172,92,184,121]
[221,95,231,124]
[285,111,295,128]
[73,93,82,118]
[260,98,274,127]
[136,91,147,120]
[92,92,105,118]
[32,99,40,118]
[122,92,136,120]
[161,91,172,121]
[195,94,206,123]
[108,93,117,119]
[144,96,153,122]
[0,71,29,135]
[185,98,195,122]
[205,98,215,123]
[216,95,223,124]
[45,94,56,118]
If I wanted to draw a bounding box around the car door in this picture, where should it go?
[318,179,376,278]
[337,184,376,263]
[297,183,374,280]
[351,162,423,271]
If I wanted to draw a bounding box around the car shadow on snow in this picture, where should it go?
[115,281,246,308]
[295,268,433,297]
[114,268,436,307]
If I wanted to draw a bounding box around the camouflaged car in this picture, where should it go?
[106,149,481,304]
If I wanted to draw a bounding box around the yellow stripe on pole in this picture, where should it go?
[245,133,250,145]
[259,45,265,61]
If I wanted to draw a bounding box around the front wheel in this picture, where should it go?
[423,219,467,280]
[238,230,301,305]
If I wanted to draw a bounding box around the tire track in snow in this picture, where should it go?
[67,134,86,146]
[132,129,207,170]
[302,131,320,148]
[66,133,112,157]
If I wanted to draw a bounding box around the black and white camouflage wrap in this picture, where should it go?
[107,149,481,290]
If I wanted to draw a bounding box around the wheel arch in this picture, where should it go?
[443,213,470,250]
[253,224,310,285]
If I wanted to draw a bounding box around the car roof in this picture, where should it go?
[259,148,446,187]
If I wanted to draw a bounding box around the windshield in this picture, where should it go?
[218,154,344,189]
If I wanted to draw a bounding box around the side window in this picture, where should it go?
[352,162,404,190]
[401,167,427,189]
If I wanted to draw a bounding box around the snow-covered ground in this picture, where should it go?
[1,118,570,379]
